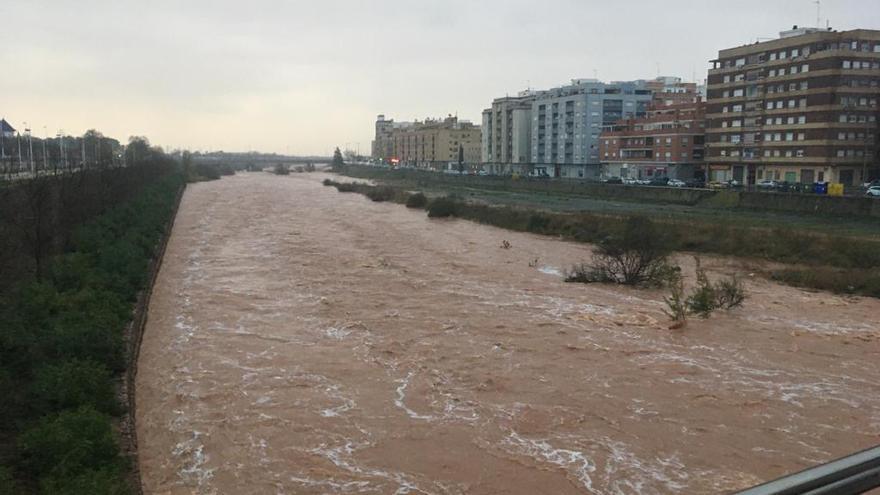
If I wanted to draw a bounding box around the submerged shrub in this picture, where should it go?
[365,186,395,202]
[714,275,746,309]
[663,274,688,327]
[405,192,428,208]
[686,258,716,318]
[679,257,747,321]
[427,196,458,218]
[568,216,679,287]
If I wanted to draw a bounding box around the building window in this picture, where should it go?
[802,64,809,72]
[843,60,852,69]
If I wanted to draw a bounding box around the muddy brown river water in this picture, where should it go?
[136,172,880,494]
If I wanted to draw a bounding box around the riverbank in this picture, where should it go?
[322,176,880,298]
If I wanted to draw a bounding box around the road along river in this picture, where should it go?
[136,172,880,494]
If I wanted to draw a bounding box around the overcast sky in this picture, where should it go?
[2,0,878,155]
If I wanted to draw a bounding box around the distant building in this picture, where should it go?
[382,115,481,169]
[646,76,701,106]
[529,79,654,178]
[706,27,880,186]
[481,91,537,175]
[599,99,706,180]
[371,115,412,162]
[0,119,15,139]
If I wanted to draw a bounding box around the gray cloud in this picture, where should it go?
[2,0,877,154]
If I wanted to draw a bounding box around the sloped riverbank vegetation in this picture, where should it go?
[0,160,183,493]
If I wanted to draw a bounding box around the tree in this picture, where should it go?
[332,147,344,169]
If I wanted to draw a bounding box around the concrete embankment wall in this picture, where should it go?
[119,184,186,495]
[341,166,880,218]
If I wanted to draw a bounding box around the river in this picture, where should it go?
[136,172,880,494]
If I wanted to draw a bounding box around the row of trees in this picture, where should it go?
[0,132,159,177]
[0,157,184,493]
[0,139,174,288]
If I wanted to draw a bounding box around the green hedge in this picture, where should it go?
[0,172,183,493]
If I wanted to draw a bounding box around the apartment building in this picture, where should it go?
[388,116,481,169]
[599,99,706,180]
[481,91,536,175]
[530,79,653,178]
[647,76,702,106]
[706,26,880,186]
[371,114,412,162]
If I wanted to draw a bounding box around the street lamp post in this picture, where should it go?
[42,126,49,174]
[24,123,34,175]
[17,132,22,174]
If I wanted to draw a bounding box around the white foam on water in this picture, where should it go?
[320,384,357,418]
[502,431,596,491]
[538,266,564,277]
[394,371,435,421]
[172,431,216,490]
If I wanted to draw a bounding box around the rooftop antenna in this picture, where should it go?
[656,62,660,78]
[593,68,598,79]
[815,0,821,28]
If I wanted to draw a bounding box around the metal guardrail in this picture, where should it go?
[735,445,880,495]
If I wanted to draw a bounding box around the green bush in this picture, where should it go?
[365,186,395,202]
[31,359,118,415]
[18,407,122,480]
[427,196,458,218]
[405,192,428,208]
[39,468,131,495]
[0,466,18,495]
[0,172,182,493]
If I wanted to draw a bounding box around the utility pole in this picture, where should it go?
[17,132,22,174]
[81,133,86,169]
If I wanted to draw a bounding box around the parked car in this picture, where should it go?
[757,179,779,189]
[866,186,880,197]
[707,181,728,190]
[649,177,670,187]
[637,178,652,185]
[685,178,706,188]
[667,178,686,187]
[622,177,638,185]
[604,176,623,184]
[862,180,880,189]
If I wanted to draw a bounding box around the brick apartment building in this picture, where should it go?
[599,99,706,180]
[705,26,880,186]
